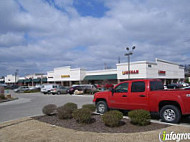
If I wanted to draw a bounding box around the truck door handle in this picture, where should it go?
[122,95,127,97]
[139,95,146,97]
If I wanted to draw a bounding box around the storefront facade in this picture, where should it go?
[117,59,184,84]
[46,58,184,86]
[47,66,86,86]
[117,58,184,84]
[5,75,19,84]
[6,58,184,86]
[84,69,118,85]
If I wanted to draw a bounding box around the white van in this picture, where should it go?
[41,84,59,94]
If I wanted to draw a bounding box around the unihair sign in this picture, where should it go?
[122,70,139,75]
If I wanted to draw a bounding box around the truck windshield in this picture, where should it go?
[150,81,164,91]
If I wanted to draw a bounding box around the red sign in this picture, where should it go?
[158,70,166,74]
[122,70,139,75]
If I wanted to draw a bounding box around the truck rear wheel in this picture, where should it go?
[96,101,108,114]
[160,105,181,123]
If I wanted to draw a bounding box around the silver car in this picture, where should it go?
[50,86,68,95]
[14,86,29,93]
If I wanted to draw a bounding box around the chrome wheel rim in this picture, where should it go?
[163,109,176,122]
[98,104,105,113]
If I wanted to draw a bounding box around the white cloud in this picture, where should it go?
[0,0,190,76]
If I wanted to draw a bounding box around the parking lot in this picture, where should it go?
[0,91,93,123]
[0,91,190,126]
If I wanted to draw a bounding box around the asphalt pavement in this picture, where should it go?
[0,91,93,123]
[0,91,189,126]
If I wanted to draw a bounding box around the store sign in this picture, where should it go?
[61,75,70,78]
[48,77,53,78]
[122,70,139,75]
[158,70,166,74]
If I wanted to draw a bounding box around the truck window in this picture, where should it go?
[131,81,145,92]
[150,81,164,91]
[115,83,128,93]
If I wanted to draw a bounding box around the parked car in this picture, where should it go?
[167,83,183,89]
[41,84,59,94]
[164,85,168,89]
[0,83,7,87]
[95,84,114,90]
[177,82,189,87]
[93,79,190,123]
[68,84,97,94]
[50,86,68,95]
[5,84,19,90]
[104,83,114,89]
[67,86,84,94]
[14,86,29,93]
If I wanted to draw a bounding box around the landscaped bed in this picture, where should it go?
[33,114,169,133]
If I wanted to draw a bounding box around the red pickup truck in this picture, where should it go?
[93,79,190,123]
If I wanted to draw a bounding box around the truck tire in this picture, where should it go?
[160,105,181,123]
[96,101,108,114]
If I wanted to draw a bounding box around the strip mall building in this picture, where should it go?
[46,58,184,86]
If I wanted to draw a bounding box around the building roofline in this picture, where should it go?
[86,69,117,73]
[117,61,157,66]
[54,66,71,70]
[156,58,179,66]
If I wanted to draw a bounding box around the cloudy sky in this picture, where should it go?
[0,0,190,76]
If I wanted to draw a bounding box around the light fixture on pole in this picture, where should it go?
[124,46,136,79]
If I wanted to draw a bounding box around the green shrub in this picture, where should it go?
[72,108,92,123]
[64,102,77,112]
[128,109,151,126]
[0,94,6,100]
[42,104,57,116]
[57,102,77,119]
[102,110,123,127]
[82,104,96,112]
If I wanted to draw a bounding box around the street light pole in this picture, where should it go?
[15,69,19,85]
[125,46,136,79]
[128,53,130,79]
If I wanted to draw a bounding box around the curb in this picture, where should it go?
[93,112,190,128]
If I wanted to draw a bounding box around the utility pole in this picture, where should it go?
[15,69,19,85]
[118,56,120,64]
[124,46,136,79]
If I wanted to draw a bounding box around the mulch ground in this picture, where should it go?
[33,114,169,133]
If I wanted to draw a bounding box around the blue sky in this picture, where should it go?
[73,0,108,17]
[0,0,190,76]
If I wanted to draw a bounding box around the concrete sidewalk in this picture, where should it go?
[0,117,189,142]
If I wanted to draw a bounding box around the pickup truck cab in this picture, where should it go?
[93,79,190,123]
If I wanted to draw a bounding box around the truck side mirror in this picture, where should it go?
[111,88,115,93]
[110,88,115,95]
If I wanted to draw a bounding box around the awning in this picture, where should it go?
[24,79,32,83]
[18,79,25,83]
[42,78,47,82]
[33,78,41,83]
[84,74,117,81]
